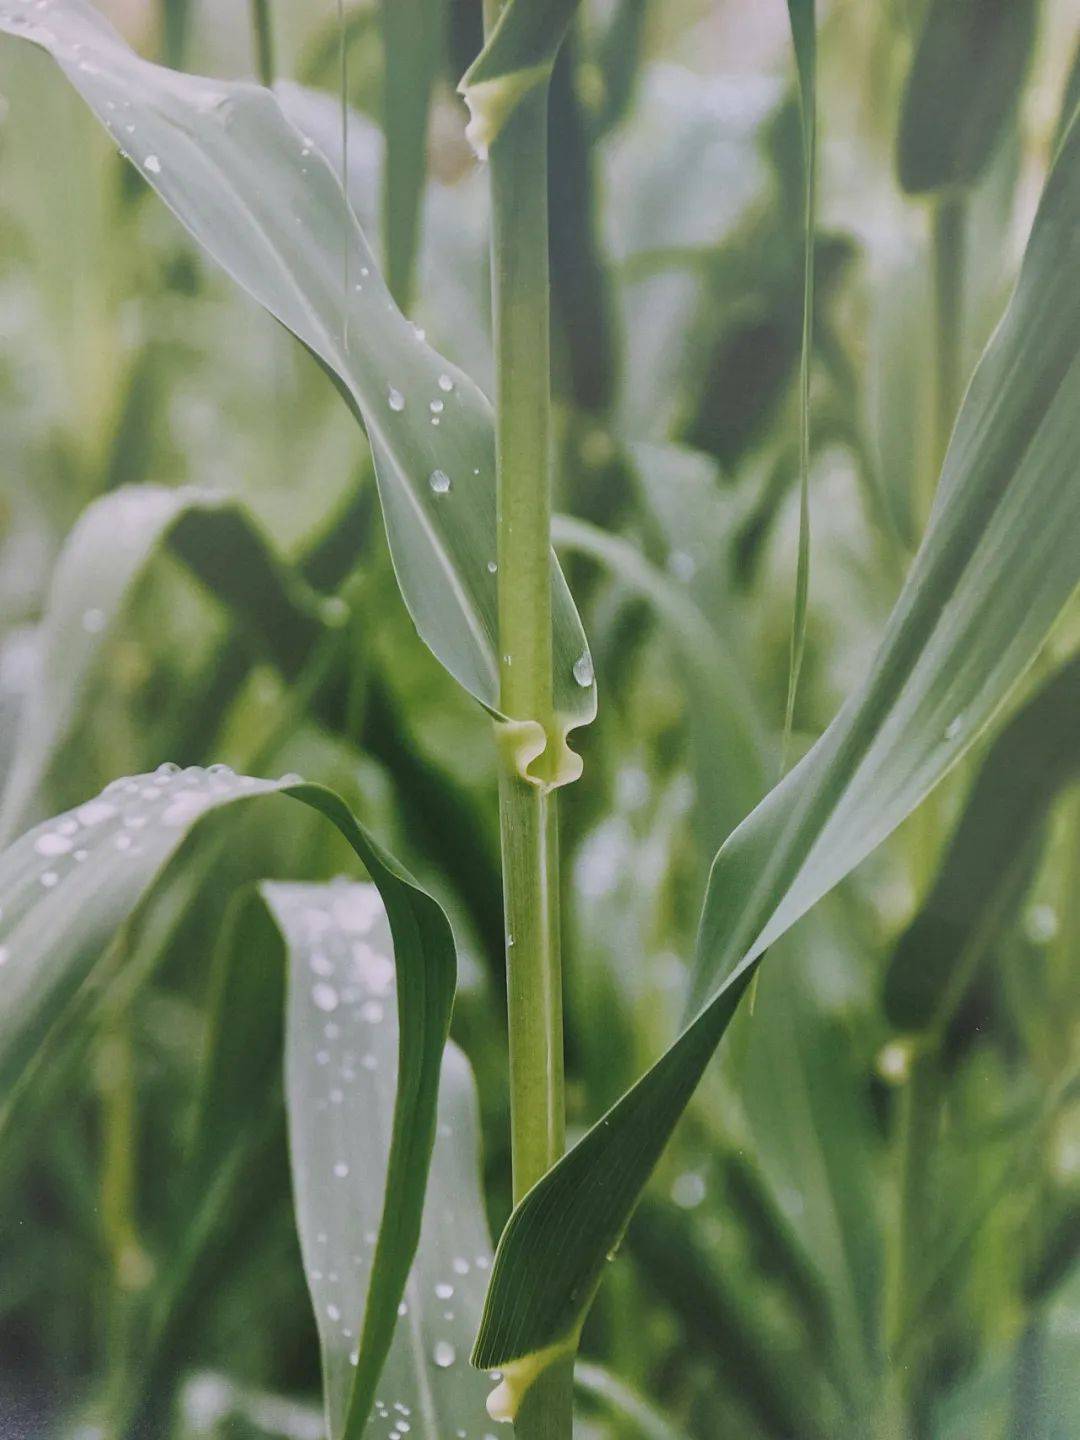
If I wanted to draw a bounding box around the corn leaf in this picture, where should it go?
[0,484,325,843]
[896,0,1038,194]
[0,768,457,1435]
[472,114,1080,1388]
[381,0,442,311]
[269,880,493,1440]
[0,0,596,774]
[883,653,1080,1033]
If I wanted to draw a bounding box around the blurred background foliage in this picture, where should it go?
[1,0,1079,1436]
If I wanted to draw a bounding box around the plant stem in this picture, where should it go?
[930,192,965,487]
[498,768,565,1198]
[484,7,570,1434]
[250,0,275,87]
[882,1047,941,1438]
[485,23,563,1204]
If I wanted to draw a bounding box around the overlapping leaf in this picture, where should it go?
[0,484,326,842]
[0,0,595,780]
[472,115,1080,1391]
[0,767,456,1435]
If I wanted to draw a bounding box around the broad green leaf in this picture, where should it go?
[0,0,596,782]
[458,0,582,159]
[269,880,492,1440]
[0,484,326,843]
[472,114,1080,1393]
[380,0,442,311]
[781,0,815,763]
[0,767,456,1436]
[883,653,1080,1032]
[896,0,1038,194]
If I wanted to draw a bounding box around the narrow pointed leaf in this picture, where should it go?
[0,769,456,1434]
[269,880,492,1440]
[473,116,1080,1383]
[0,0,595,769]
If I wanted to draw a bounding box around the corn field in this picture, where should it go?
[0,1,1078,1437]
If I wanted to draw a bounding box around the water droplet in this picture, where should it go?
[573,651,594,687]
[206,763,233,776]
[144,154,161,174]
[388,387,405,412]
[487,560,498,574]
[333,1161,350,1178]
[429,398,444,414]
[35,832,73,857]
[327,1303,341,1322]
[429,469,451,495]
[671,1170,707,1209]
[435,1282,454,1300]
[1025,903,1058,945]
[40,871,59,888]
[359,999,383,1023]
[155,761,181,777]
[432,1341,456,1369]
[312,982,339,1012]
[81,607,105,634]
[452,1257,470,1275]
[437,373,453,392]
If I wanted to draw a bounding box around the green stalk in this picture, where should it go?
[486,18,563,1205]
[882,1046,941,1438]
[484,5,570,1435]
[930,192,966,494]
[250,0,276,88]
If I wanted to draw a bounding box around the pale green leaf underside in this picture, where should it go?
[0,0,595,767]
[0,768,457,1438]
[473,116,1080,1374]
[272,880,493,1440]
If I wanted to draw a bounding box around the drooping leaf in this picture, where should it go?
[472,113,1080,1391]
[0,768,456,1436]
[0,0,595,780]
[269,880,492,1440]
[896,0,1039,194]
[883,652,1080,1033]
[0,484,326,843]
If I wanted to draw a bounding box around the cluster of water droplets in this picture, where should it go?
[0,764,286,975]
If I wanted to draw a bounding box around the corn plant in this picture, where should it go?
[0,1,1078,1438]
